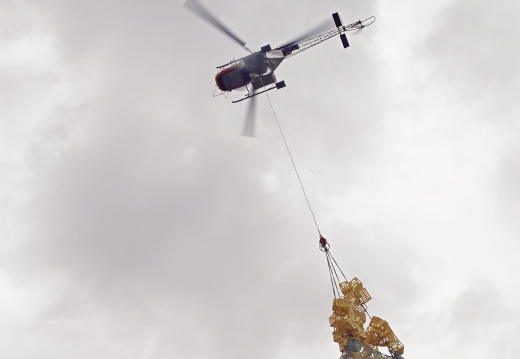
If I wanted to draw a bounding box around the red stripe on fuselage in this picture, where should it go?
[215,64,239,92]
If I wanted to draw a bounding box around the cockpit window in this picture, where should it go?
[221,69,247,90]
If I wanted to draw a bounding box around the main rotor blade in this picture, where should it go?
[278,18,334,48]
[242,90,257,137]
[184,0,251,52]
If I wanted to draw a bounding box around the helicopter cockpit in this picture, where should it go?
[216,64,248,91]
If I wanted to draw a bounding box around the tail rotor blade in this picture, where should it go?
[184,0,251,52]
[242,92,257,137]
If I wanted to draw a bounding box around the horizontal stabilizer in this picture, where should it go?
[340,33,349,48]
[332,12,342,28]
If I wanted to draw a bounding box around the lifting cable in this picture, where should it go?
[265,93,322,237]
[265,93,348,298]
[265,94,382,354]
[265,94,396,357]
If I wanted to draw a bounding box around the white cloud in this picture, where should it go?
[1,0,519,358]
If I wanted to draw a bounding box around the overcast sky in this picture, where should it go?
[1,0,519,358]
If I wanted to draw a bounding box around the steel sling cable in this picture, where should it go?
[265,93,348,299]
[265,93,322,237]
[264,93,394,355]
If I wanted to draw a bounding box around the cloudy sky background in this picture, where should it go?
[1,0,519,358]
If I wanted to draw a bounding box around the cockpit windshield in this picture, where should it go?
[221,68,248,90]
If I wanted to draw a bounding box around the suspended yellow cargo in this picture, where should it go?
[329,277,404,358]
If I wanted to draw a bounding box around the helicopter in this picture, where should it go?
[184,0,375,136]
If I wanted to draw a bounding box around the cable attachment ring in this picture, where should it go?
[319,235,330,252]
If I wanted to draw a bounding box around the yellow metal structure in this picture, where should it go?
[329,277,404,356]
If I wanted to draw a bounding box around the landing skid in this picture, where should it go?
[232,81,286,103]
[232,85,275,103]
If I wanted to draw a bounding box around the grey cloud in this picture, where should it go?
[496,145,520,226]
[449,280,517,357]
[422,0,520,238]
[423,0,520,117]
[3,1,481,359]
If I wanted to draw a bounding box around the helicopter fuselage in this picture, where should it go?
[215,49,285,92]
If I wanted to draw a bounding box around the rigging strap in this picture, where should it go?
[320,235,347,298]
